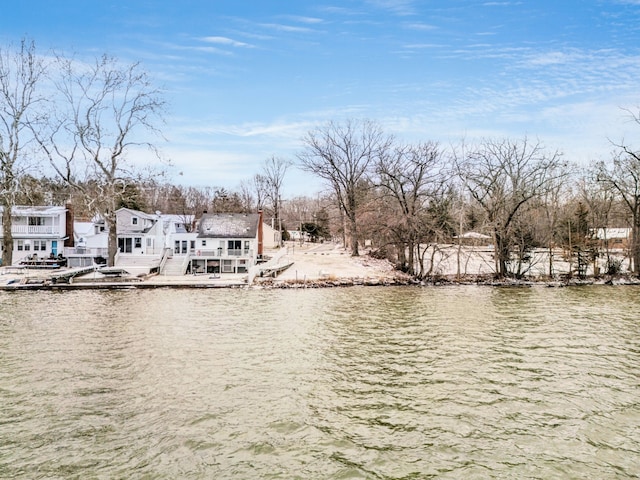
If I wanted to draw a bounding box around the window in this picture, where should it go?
[118,238,132,253]
[33,240,47,251]
[147,238,153,247]
[228,240,241,255]
[28,217,44,226]
[134,237,142,249]
[17,240,24,251]
[190,240,195,249]
[244,240,250,253]
[132,217,138,225]
[201,240,207,247]
[222,259,234,273]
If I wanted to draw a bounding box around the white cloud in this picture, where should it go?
[200,36,253,48]
[406,22,437,31]
[364,0,417,16]
[282,15,324,24]
[260,23,316,34]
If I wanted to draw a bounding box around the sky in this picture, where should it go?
[2,0,640,197]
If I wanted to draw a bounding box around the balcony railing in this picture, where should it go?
[1,225,61,235]
[227,248,251,257]
[193,248,253,258]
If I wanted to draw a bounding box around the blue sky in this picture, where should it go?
[3,1,640,196]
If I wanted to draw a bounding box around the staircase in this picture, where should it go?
[161,256,188,276]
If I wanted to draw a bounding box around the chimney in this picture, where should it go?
[257,209,263,257]
[65,203,74,248]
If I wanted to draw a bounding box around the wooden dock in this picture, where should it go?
[258,262,293,278]
[49,266,96,284]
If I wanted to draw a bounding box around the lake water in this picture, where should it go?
[1,285,639,479]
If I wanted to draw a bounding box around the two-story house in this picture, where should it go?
[188,212,261,275]
[0,205,69,265]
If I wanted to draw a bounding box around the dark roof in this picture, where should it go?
[197,213,260,239]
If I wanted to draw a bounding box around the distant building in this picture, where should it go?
[288,230,311,242]
[453,231,492,246]
[591,228,632,250]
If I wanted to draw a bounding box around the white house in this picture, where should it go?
[116,208,165,255]
[288,230,314,243]
[262,221,281,249]
[0,205,69,265]
[69,208,189,271]
[187,212,262,275]
[65,219,109,267]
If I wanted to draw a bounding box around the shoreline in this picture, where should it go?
[2,243,639,291]
[1,271,639,291]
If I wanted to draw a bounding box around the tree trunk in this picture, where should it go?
[349,215,359,256]
[494,231,509,277]
[2,201,13,266]
[632,214,640,275]
[107,219,118,267]
[407,238,416,276]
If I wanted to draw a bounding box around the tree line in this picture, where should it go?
[297,118,640,279]
[2,41,639,278]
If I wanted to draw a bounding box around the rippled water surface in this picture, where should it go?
[1,286,639,478]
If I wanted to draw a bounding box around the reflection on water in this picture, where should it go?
[0,286,639,478]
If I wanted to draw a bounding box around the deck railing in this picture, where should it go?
[1,225,61,235]
[194,248,253,258]
[64,247,108,257]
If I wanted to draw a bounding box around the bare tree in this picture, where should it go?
[539,170,570,277]
[35,54,165,266]
[579,169,615,274]
[261,156,290,239]
[0,40,46,265]
[252,173,269,211]
[238,178,256,212]
[456,137,565,278]
[298,119,392,256]
[375,141,449,277]
[596,129,640,273]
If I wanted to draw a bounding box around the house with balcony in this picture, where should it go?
[185,212,262,275]
[0,205,69,265]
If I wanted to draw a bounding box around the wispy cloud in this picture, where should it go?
[185,120,312,140]
[281,15,324,24]
[482,1,521,6]
[402,43,442,49]
[364,0,417,16]
[406,22,438,31]
[526,51,575,66]
[200,36,254,48]
[260,23,316,34]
